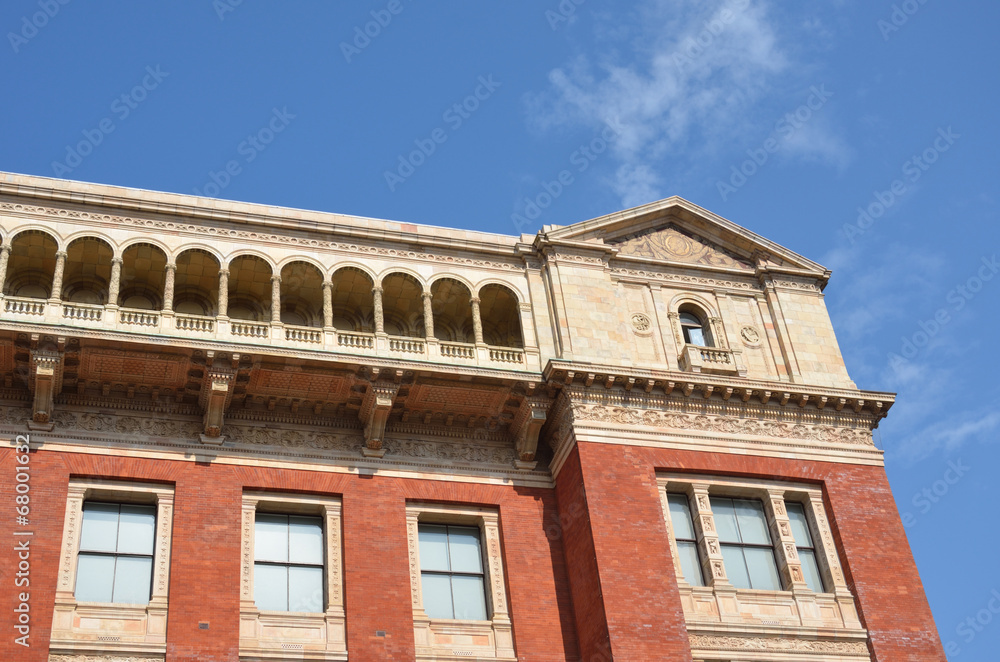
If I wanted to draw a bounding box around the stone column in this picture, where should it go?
[270,275,282,324]
[162,263,176,313]
[372,286,384,334]
[689,484,731,589]
[107,257,123,308]
[217,269,229,318]
[470,297,484,344]
[0,245,11,297]
[764,489,807,592]
[49,251,67,302]
[322,281,334,328]
[421,291,434,339]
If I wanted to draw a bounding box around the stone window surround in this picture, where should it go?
[51,478,174,659]
[239,491,346,661]
[406,502,516,661]
[657,473,864,634]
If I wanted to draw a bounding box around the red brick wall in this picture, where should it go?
[557,441,946,662]
[0,448,578,662]
[555,444,693,662]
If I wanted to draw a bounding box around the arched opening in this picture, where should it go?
[431,279,474,343]
[280,262,323,327]
[5,230,58,298]
[381,273,424,338]
[120,243,167,310]
[63,237,113,304]
[678,305,712,347]
[227,255,273,321]
[479,284,523,348]
[330,267,374,332]
[174,249,220,316]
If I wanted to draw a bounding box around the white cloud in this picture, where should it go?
[527,0,850,207]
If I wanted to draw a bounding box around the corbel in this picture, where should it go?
[199,364,235,444]
[28,348,63,429]
[512,397,550,470]
[359,381,400,458]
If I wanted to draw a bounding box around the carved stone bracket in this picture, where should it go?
[511,396,550,470]
[199,366,235,443]
[359,381,400,457]
[29,347,63,427]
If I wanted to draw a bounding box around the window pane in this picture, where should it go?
[720,545,750,589]
[255,514,289,563]
[786,502,814,547]
[80,503,119,553]
[448,526,483,574]
[799,548,826,593]
[254,563,288,611]
[113,556,152,605]
[452,575,488,620]
[676,541,704,587]
[75,554,115,602]
[117,505,156,555]
[744,546,782,590]
[686,326,706,346]
[710,497,740,543]
[288,565,323,613]
[421,573,454,619]
[419,524,450,572]
[734,499,771,545]
[667,494,696,540]
[288,516,323,565]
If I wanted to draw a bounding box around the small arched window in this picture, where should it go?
[679,310,711,347]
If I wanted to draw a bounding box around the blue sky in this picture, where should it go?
[2,1,997,657]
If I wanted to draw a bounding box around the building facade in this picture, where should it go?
[0,172,944,661]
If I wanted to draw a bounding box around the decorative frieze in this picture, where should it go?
[688,634,870,656]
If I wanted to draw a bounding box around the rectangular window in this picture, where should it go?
[253,513,324,613]
[711,496,781,591]
[418,523,488,620]
[786,502,826,593]
[666,494,705,586]
[75,502,155,605]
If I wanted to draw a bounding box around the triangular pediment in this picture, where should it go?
[609,224,754,270]
[541,197,828,276]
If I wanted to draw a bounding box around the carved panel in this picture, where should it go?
[688,634,870,655]
[406,382,510,417]
[247,367,349,400]
[610,224,753,270]
[79,349,187,386]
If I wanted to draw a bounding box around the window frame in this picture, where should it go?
[51,479,174,658]
[239,491,347,661]
[252,511,326,613]
[709,496,783,591]
[406,502,516,661]
[418,522,490,620]
[75,500,158,605]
